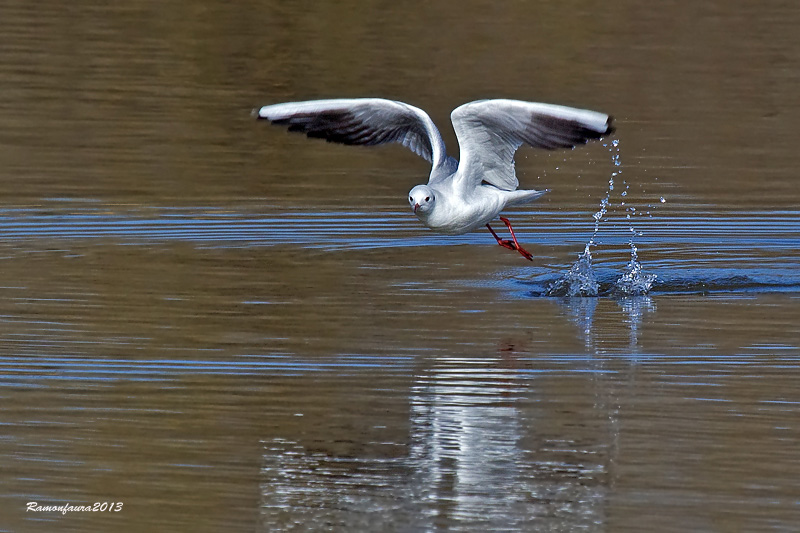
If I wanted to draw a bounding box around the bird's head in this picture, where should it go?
[408,185,435,217]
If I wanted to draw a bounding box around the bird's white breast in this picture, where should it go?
[416,185,507,235]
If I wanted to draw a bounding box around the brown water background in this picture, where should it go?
[2,1,800,531]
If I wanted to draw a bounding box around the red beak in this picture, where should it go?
[413,203,420,213]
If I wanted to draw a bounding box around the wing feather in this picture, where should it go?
[451,99,614,191]
[257,98,448,174]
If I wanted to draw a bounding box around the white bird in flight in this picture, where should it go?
[257,98,614,260]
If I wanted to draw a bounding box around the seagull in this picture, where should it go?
[256,98,614,260]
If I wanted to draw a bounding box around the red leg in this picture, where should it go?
[486,223,516,250]
[486,218,534,261]
[500,217,534,260]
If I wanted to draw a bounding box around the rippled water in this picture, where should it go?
[3,0,800,531]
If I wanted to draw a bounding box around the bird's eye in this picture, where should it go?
[425,196,430,201]
[409,196,413,202]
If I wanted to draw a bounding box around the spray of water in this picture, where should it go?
[546,139,657,297]
[613,242,657,295]
[546,243,599,296]
[612,143,657,295]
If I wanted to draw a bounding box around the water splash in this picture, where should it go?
[587,139,619,249]
[547,141,619,297]
[614,139,657,294]
[613,243,657,295]
[547,139,657,297]
[546,243,599,296]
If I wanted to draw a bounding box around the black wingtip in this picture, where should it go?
[604,116,616,136]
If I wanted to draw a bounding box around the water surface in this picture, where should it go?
[2,0,800,531]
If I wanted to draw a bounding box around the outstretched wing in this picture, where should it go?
[257,98,450,175]
[450,99,614,191]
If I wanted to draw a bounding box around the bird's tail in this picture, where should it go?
[506,188,549,207]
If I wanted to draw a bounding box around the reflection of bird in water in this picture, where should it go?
[257,98,614,260]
